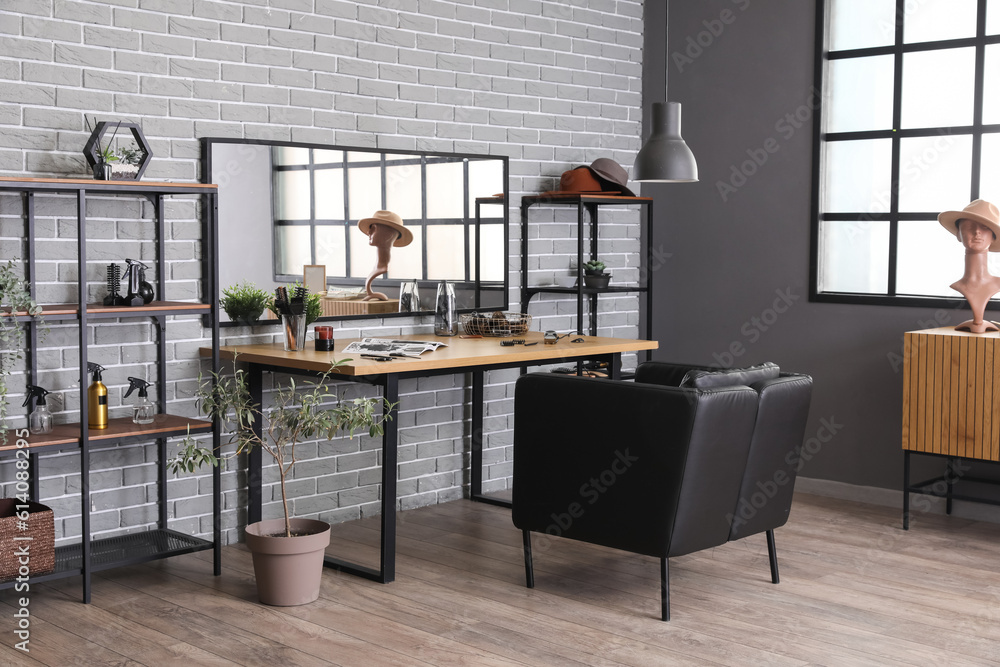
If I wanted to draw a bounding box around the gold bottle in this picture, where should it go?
[87,362,108,429]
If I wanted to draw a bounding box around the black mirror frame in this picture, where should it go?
[200,136,510,326]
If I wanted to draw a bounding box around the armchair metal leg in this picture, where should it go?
[522,530,534,588]
[660,557,670,621]
[766,529,779,584]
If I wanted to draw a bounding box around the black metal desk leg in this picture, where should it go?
[903,450,910,530]
[609,353,622,381]
[471,370,484,500]
[379,373,398,583]
[470,370,509,508]
[248,363,263,526]
[325,373,398,582]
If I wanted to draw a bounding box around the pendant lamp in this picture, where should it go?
[634,1,698,183]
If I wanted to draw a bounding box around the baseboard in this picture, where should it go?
[795,476,1000,526]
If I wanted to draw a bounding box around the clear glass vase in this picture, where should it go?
[434,281,458,336]
[399,281,421,313]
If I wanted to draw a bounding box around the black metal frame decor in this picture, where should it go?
[82,121,153,181]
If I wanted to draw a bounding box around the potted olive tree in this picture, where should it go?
[171,356,392,605]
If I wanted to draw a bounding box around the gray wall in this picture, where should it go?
[644,0,991,497]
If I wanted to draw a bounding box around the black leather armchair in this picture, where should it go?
[511,361,813,621]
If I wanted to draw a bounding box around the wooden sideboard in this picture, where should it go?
[902,326,1000,461]
[902,326,1000,529]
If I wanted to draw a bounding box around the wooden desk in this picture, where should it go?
[902,327,1000,528]
[205,332,658,582]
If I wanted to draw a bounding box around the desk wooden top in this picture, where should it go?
[202,332,658,377]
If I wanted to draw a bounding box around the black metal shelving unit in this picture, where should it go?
[0,177,221,602]
[519,193,655,364]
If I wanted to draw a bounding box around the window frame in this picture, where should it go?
[811,0,1000,308]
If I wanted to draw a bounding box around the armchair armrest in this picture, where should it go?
[729,373,814,540]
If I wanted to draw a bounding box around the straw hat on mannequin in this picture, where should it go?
[938,199,1000,333]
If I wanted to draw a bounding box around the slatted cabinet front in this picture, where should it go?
[903,327,1000,461]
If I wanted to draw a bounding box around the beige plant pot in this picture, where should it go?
[244,518,331,606]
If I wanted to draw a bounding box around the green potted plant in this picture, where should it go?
[170,356,392,606]
[220,281,272,326]
[582,259,611,289]
[0,258,46,445]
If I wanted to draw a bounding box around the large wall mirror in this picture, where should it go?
[202,138,509,323]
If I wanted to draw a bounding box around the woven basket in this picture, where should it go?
[460,312,532,337]
[0,499,55,580]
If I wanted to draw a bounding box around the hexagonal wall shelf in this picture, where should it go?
[82,121,152,181]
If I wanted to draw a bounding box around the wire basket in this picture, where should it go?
[461,312,532,337]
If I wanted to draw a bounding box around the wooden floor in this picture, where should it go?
[2,492,1000,666]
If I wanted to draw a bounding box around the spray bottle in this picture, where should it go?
[124,377,154,425]
[87,362,108,429]
[22,385,53,434]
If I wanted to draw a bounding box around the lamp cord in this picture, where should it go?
[663,0,669,101]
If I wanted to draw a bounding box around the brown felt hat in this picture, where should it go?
[358,210,413,247]
[587,158,635,197]
[558,167,604,193]
[939,199,1000,251]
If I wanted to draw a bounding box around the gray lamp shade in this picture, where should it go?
[634,102,698,183]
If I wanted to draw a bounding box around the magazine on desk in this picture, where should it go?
[343,338,448,358]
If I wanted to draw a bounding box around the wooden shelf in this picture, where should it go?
[524,285,648,295]
[0,176,217,194]
[0,415,212,452]
[521,193,653,205]
[2,301,210,320]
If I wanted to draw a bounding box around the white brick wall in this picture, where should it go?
[0,0,644,545]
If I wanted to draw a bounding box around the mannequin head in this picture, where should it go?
[957,218,997,254]
[368,222,401,247]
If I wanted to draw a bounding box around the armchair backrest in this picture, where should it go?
[511,373,759,559]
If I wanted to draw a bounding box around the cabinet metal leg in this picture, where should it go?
[946,457,954,515]
[903,450,910,530]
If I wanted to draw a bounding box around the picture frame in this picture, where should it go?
[303,264,326,295]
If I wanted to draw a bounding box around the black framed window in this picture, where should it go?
[812,0,1000,306]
